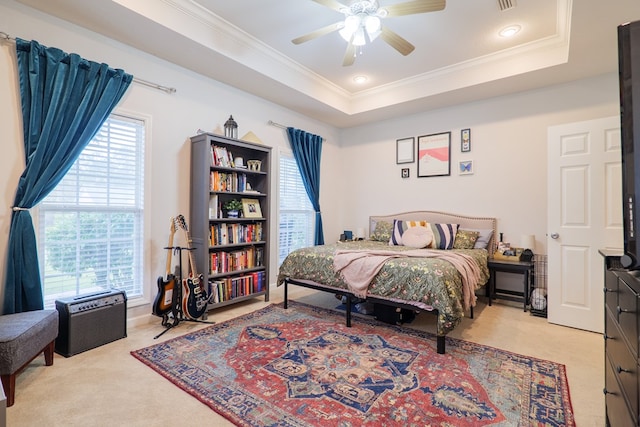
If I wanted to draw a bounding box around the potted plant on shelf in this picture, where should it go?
[223,199,243,218]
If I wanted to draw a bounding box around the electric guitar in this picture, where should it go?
[175,214,209,320]
[152,217,177,318]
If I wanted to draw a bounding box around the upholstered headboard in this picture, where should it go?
[369,211,497,251]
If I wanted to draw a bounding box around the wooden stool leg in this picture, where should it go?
[44,341,55,366]
[1,373,15,407]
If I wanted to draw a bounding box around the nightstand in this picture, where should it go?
[487,258,534,311]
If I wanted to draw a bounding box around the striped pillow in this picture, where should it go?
[389,220,429,245]
[428,223,459,249]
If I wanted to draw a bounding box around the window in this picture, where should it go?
[279,151,314,265]
[38,113,145,308]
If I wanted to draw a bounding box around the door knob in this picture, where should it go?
[550,233,559,239]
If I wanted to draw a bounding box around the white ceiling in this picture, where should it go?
[15,0,640,128]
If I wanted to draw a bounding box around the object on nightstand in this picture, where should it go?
[520,234,535,262]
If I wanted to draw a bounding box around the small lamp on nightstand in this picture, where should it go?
[520,234,535,262]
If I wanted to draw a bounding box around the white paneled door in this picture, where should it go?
[547,116,622,333]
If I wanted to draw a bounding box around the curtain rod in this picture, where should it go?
[0,31,177,94]
[268,120,288,130]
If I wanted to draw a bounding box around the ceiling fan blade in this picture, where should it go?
[380,26,415,56]
[292,22,343,44]
[384,0,446,17]
[342,41,356,66]
[311,0,349,12]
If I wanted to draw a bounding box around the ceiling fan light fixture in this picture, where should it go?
[339,14,381,44]
[364,15,381,41]
[339,15,360,42]
[352,27,367,46]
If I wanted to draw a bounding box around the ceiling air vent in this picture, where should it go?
[497,0,516,11]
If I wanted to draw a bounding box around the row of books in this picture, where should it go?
[210,171,253,193]
[210,246,264,274]
[211,145,235,168]
[210,223,263,246]
[209,271,265,303]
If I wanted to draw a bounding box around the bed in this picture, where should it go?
[277,211,497,354]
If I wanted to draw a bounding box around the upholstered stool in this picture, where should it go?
[0,310,58,407]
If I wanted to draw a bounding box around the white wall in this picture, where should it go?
[340,73,620,254]
[0,0,622,319]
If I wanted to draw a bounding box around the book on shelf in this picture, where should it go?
[209,194,219,219]
[210,223,263,246]
[210,171,250,193]
[208,270,264,304]
[209,246,261,274]
[212,145,233,168]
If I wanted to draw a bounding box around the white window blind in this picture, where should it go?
[279,152,314,265]
[38,114,145,308]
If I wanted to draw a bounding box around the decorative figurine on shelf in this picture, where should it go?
[224,115,238,139]
[247,160,262,171]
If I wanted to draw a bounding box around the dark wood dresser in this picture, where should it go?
[601,249,640,426]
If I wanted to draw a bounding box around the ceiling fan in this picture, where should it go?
[292,0,446,66]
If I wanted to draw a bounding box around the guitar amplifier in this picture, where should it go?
[55,290,127,357]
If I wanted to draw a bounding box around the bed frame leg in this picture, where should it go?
[284,279,288,309]
[436,336,445,354]
[470,305,474,319]
[345,295,352,327]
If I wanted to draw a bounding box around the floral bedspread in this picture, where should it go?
[277,240,490,336]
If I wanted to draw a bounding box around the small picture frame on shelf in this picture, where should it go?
[242,198,262,218]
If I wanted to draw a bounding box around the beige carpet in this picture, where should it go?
[8,286,604,426]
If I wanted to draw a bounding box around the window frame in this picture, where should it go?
[277,147,315,266]
[35,109,152,309]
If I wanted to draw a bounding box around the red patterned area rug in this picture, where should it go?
[131,301,574,426]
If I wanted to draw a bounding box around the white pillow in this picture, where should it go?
[401,226,433,249]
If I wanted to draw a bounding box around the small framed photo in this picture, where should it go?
[241,198,262,218]
[401,168,410,178]
[461,128,471,152]
[396,137,415,164]
[459,160,473,175]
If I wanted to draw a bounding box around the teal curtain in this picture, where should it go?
[286,127,324,245]
[3,39,132,314]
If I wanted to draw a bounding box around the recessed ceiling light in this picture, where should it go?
[353,75,368,84]
[499,25,521,38]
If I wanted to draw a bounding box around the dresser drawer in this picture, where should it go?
[605,269,619,315]
[605,359,637,427]
[617,275,640,358]
[606,310,639,421]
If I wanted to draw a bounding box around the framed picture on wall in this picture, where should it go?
[459,160,473,175]
[396,137,415,164]
[461,128,471,152]
[417,132,451,177]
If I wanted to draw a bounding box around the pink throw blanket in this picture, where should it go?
[333,249,480,310]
